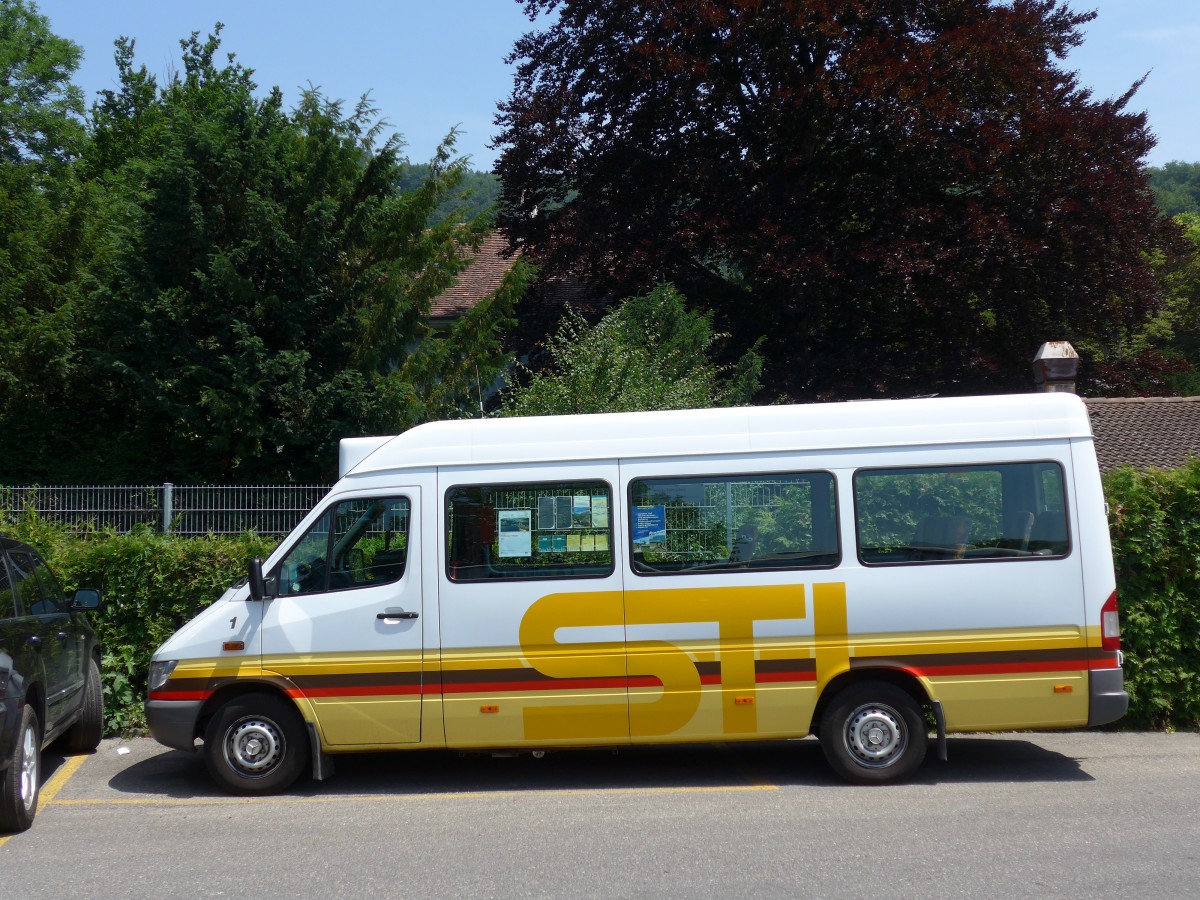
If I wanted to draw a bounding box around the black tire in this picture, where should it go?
[203,693,309,795]
[818,682,928,784]
[62,657,104,754]
[0,705,41,833]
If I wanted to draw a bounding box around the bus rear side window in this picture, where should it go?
[855,462,1069,565]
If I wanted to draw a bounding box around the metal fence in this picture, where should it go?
[0,483,331,536]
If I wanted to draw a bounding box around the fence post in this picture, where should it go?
[162,482,173,534]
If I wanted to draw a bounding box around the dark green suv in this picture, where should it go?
[0,536,103,832]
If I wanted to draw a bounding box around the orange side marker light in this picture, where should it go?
[1053,684,1073,694]
[480,704,500,714]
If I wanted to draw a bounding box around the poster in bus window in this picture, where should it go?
[555,496,571,528]
[498,510,532,558]
[573,495,592,528]
[537,496,556,530]
[633,506,667,545]
[591,495,609,528]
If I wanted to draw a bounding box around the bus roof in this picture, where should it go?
[339,392,1093,478]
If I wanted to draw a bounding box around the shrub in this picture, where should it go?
[1104,459,1200,730]
[4,514,276,732]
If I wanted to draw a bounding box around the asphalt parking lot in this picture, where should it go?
[3,732,1199,898]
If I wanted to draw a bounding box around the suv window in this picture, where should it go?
[0,556,14,619]
[7,551,47,615]
[27,552,66,613]
[8,550,66,615]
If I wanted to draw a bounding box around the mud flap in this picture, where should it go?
[307,722,336,781]
[931,700,948,761]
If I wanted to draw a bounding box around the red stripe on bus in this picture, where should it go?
[755,671,818,684]
[288,685,421,698]
[908,659,1092,677]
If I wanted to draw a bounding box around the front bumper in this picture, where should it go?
[145,699,204,752]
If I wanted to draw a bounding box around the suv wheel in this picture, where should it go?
[62,657,104,754]
[0,706,41,832]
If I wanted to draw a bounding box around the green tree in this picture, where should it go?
[396,164,501,224]
[1158,213,1200,394]
[1148,161,1200,217]
[501,283,762,416]
[1082,211,1200,396]
[1,26,532,483]
[0,0,92,452]
[0,0,85,172]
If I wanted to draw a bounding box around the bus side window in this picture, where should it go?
[856,462,1070,565]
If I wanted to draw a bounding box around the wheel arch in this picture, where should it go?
[22,681,45,744]
[196,679,304,739]
[810,666,932,735]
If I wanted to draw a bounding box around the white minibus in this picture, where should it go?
[145,393,1127,790]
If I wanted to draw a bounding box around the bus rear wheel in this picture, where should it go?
[819,682,927,784]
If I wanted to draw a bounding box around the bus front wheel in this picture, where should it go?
[203,693,309,795]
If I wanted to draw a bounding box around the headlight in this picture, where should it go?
[148,660,179,692]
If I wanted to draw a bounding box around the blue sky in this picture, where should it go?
[35,0,1200,170]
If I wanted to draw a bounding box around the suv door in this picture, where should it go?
[1,552,25,725]
[7,550,74,732]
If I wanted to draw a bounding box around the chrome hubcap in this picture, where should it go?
[19,721,39,812]
[224,717,284,776]
[844,702,906,768]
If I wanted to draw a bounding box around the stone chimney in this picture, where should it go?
[1032,341,1079,393]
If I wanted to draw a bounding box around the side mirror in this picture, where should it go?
[72,588,102,611]
[248,558,267,601]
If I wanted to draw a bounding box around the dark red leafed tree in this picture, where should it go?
[494,0,1181,399]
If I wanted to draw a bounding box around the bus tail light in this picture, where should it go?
[1101,591,1121,652]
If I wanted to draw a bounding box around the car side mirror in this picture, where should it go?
[72,588,102,611]
[247,558,276,601]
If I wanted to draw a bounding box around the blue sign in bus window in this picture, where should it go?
[633,506,667,545]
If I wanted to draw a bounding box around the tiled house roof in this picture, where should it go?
[428,232,515,326]
[1085,396,1200,472]
[428,231,614,327]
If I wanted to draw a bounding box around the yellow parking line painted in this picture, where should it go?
[39,755,89,804]
[0,754,89,848]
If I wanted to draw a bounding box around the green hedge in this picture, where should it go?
[6,458,1200,734]
[1104,459,1200,730]
[3,514,276,732]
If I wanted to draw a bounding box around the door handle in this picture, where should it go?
[377,609,419,621]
